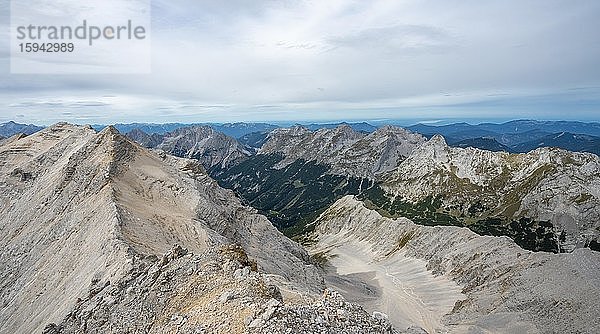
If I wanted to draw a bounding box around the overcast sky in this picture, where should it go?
[1,0,600,125]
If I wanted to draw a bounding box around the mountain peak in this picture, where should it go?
[329,123,361,137]
[428,134,448,146]
[100,125,121,135]
[334,123,353,131]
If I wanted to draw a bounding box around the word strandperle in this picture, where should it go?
[15,20,147,46]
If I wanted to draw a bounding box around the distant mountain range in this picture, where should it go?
[94,122,279,138]
[408,119,600,139]
[453,137,511,152]
[2,119,599,156]
[0,121,44,137]
[407,120,600,154]
[513,132,600,156]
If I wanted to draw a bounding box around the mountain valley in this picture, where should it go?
[1,121,599,333]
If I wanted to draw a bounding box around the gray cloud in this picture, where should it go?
[328,24,455,53]
[1,0,599,124]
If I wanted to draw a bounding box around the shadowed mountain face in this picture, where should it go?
[238,131,270,150]
[125,128,164,148]
[0,121,44,137]
[513,132,600,156]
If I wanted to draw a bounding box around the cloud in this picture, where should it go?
[1,0,599,124]
[327,24,455,53]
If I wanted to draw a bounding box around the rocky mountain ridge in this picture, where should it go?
[0,123,343,333]
[370,134,600,251]
[46,244,398,334]
[127,126,252,171]
[259,125,426,179]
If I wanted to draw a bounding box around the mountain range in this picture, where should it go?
[126,126,252,171]
[94,122,279,138]
[120,122,600,251]
[408,120,600,154]
[0,123,347,333]
[1,121,599,333]
[513,132,600,156]
[0,121,44,137]
[5,119,600,156]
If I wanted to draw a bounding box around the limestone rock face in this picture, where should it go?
[259,125,425,178]
[0,124,323,333]
[310,196,600,334]
[127,125,252,171]
[380,134,600,249]
[126,128,164,148]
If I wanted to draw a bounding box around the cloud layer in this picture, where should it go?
[1,0,599,124]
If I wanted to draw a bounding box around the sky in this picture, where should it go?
[1,0,600,125]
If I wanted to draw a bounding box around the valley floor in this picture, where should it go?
[311,234,464,333]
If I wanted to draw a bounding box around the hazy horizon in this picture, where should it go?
[3,117,600,128]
